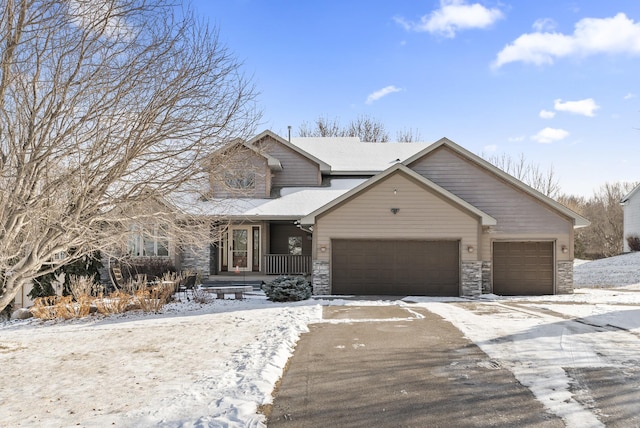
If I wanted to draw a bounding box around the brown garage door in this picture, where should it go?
[331,239,459,296]
[493,241,554,295]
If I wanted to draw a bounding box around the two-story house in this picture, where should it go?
[173,129,588,297]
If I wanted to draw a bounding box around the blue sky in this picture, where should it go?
[194,1,640,197]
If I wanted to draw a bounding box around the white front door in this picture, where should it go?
[229,227,250,271]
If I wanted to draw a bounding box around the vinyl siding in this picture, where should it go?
[314,172,480,263]
[409,147,572,234]
[256,136,321,187]
[210,149,270,198]
[623,192,640,252]
[408,147,574,261]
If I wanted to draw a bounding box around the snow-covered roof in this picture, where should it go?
[172,178,366,219]
[289,137,432,174]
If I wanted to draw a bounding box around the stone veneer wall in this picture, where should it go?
[556,260,574,294]
[312,260,330,295]
[181,246,210,277]
[461,261,482,297]
[481,261,492,293]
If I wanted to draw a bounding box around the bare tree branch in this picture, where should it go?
[0,0,259,312]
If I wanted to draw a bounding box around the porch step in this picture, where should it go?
[201,280,265,291]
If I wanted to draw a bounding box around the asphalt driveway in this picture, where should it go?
[267,305,563,428]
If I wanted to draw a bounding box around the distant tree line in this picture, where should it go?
[297,115,422,143]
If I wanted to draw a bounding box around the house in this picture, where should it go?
[621,183,640,252]
[172,130,588,297]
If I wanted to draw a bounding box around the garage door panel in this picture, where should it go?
[493,241,553,295]
[332,239,459,296]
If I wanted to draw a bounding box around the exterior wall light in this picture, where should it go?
[390,208,400,214]
[467,246,475,253]
[320,245,327,252]
[561,245,568,253]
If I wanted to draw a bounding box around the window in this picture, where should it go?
[224,171,255,189]
[288,236,303,255]
[129,224,169,257]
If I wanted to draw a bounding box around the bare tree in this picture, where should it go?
[297,114,390,142]
[484,153,561,198]
[346,115,389,142]
[396,127,422,143]
[0,0,259,312]
[298,116,343,138]
[559,182,638,259]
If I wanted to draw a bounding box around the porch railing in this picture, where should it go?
[264,254,312,275]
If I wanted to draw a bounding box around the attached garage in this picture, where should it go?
[331,239,460,296]
[493,241,554,295]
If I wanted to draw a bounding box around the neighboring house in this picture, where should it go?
[621,184,640,252]
[167,129,588,297]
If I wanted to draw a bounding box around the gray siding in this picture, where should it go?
[409,147,572,235]
[210,148,270,198]
[256,136,321,187]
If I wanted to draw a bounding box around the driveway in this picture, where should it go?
[267,305,563,427]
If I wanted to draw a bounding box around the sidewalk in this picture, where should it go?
[267,305,563,427]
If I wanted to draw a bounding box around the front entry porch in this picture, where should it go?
[213,221,312,276]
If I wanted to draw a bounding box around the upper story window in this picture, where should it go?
[224,171,255,190]
[129,224,169,257]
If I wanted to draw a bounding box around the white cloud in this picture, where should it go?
[493,13,640,68]
[539,109,556,119]
[394,0,503,38]
[532,18,557,32]
[624,92,636,100]
[554,98,600,117]
[508,135,525,142]
[365,85,402,104]
[531,127,569,144]
[483,144,498,152]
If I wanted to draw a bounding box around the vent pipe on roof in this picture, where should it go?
[288,125,292,142]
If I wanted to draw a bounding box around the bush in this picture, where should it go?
[263,276,312,302]
[30,252,103,299]
[119,258,176,284]
[627,235,640,252]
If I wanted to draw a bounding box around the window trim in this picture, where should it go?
[129,223,170,257]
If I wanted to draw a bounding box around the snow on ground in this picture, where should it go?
[574,251,640,287]
[2,253,640,427]
[0,295,322,427]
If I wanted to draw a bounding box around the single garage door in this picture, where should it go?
[493,241,554,295]
[331,239,459,296]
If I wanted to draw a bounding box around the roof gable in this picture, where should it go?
[621,183,640,204]
[404,138,590,228]
[249,130,330,172]
[300,163,496,226]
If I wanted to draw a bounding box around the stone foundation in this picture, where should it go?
[181,246,210,277]
[461,261,482,297]
[556,261,574,294]
[312,260,330,295]
[481,261,492,293]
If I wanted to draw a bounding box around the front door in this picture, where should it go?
[230,228,249,271]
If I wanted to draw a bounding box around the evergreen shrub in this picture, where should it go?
[263,276,312,302]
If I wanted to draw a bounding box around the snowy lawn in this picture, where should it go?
[0,295,322,427]
[2,254,640,427]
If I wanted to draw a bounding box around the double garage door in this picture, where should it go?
[493,241,554,295]
[331,239,460,296]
